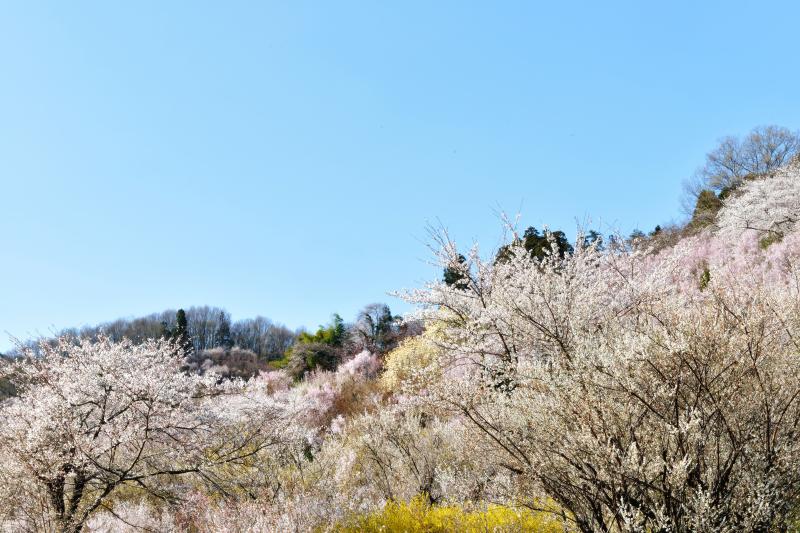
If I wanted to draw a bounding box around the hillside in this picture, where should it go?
[1,158,800,532]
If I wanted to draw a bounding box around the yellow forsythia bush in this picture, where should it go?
[381,322,444,391]
[333,495,571,532]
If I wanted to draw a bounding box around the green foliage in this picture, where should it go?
[173,309,192,354]
[298,314,346,347]
[333,495,570,533]
[0,376,15,400]
[355,304,399,353]
[691,189,723,228]
[443,254,469,289]
[496,226,574,263]
[282,314,347,378]
[582,229,604,249]
[215,311,233,349]
[269,313,347,370]
[287,342,339,379]
[267,354,289,370]
[759,232,783,249]
[718,184,735,200]
[699,266,711,291]
[175,309,187,334]
[629,228,646,241]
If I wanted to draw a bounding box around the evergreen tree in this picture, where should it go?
[443,254,469,289]
[173,309,191,354]
[628,229,647,244]
[330,313,346,347]
[215,311,233,349]
[582,230,604,250]
[496,226,574,263]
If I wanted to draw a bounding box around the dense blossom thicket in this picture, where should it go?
[716,161,800,239]
[0,337,302,532]
[2,161,800,532]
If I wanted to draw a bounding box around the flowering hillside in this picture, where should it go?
[2,162,800,532]
[716,161,800,240]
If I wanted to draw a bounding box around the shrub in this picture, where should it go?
[381,323,442,392]
[287,342,341,379]
[334,494,570,532]
[690,189,722,228]
[187,346,268,379]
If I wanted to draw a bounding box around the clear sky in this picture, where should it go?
[2,1,800,351]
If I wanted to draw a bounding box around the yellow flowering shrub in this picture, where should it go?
[381,323,444,391]
[333,495,571,532]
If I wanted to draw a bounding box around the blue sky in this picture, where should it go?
[2,1,800,351]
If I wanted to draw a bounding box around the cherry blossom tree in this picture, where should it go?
[401,223,800,531]
[5,145,800,532]
[717,160,800,240]
[0,336,291,532]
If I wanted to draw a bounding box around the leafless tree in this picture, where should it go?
[683,125,800,214]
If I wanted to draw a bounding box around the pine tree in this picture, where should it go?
[173,309,191,355]
[443,254,469,289]
[216,311,233,350]
[496,226,574,263]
